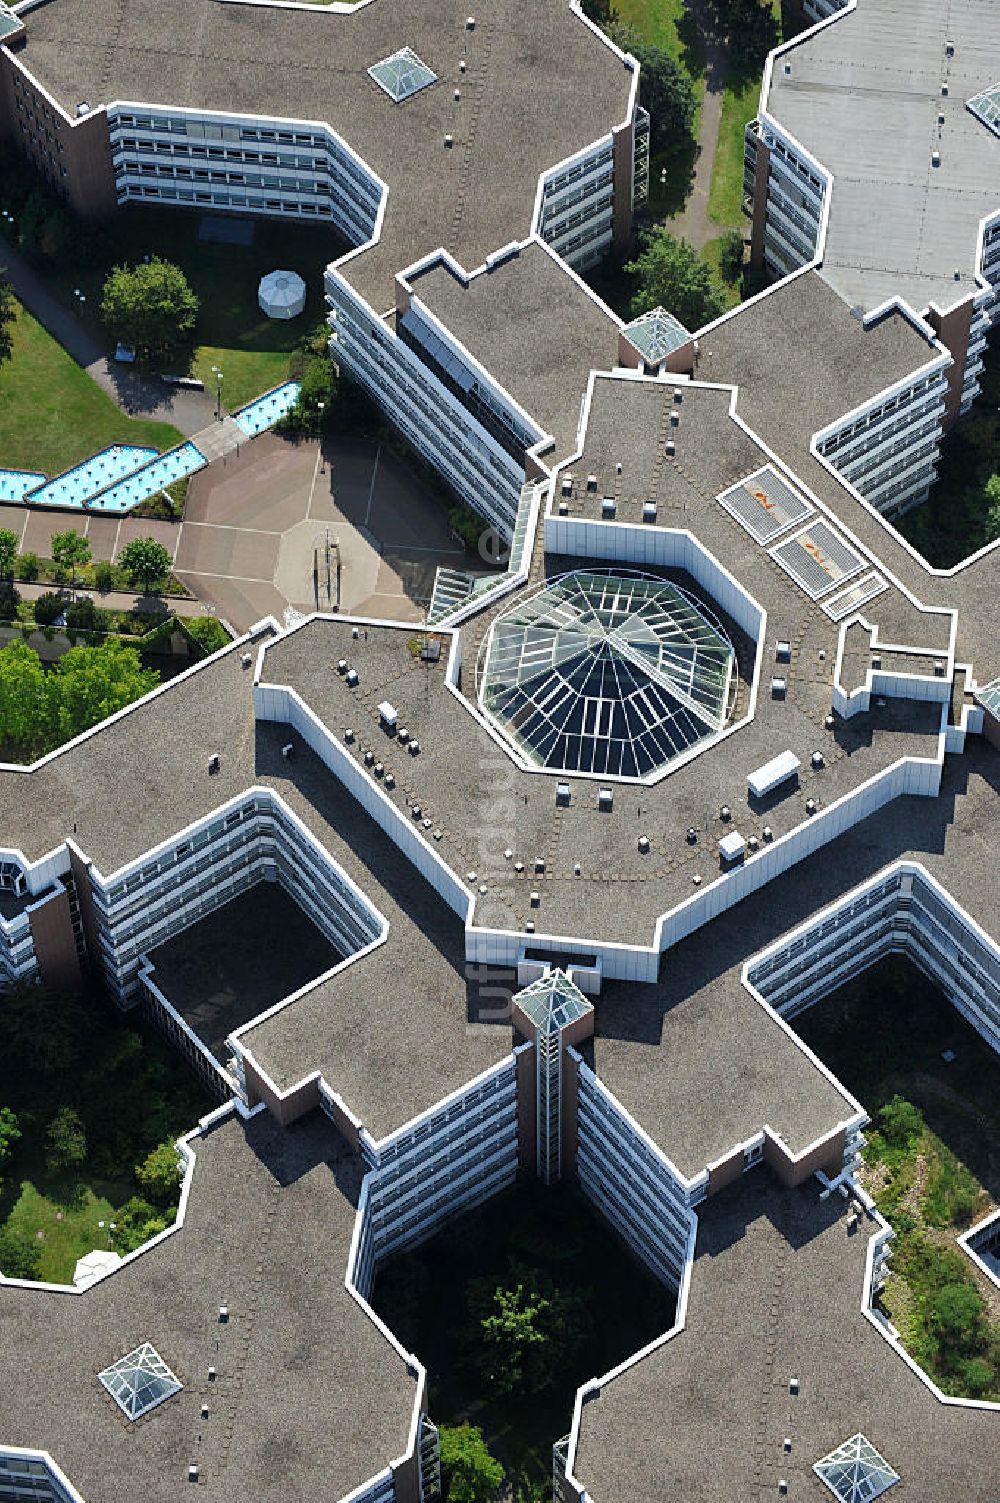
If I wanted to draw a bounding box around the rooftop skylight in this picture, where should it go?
[813,1434,900,1503]
[967,84,1000,138]
[0,3,21,39]
[98,1343,182,1421]
[368,48,438,103]
[622,308,692,364]
[480,570,733,779]
[515,971,593,1034]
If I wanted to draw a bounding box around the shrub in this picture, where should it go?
[438,1423,504,1503]
[963,1356,996,1397]
[184,616,231,655]
[100,258,199,360]
[32,592,63,627]
[0,1223,42,1280]
[64,598,108,632]
[0,580,20,622]
[93,559,116,594]
[45,1105,87,1176]
[16,552,39,583]
[877,1095,924,1151]
[118,537,173,593]
[135,1141,182,1205]
[718,228,746,285]
[928,1282,986,1365]
[110,1195,169,1255]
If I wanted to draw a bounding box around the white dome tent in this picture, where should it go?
[258,269,307,320]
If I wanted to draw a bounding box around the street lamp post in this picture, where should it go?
[211,366,224,422]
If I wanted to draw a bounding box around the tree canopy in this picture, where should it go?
[626,229,728,329]
[118,536,173,593]
[630,44,697,152]
[0,638,158,761]
[438,1423,504,1503]
[50,529,92,588]
[100,258,199,360]
[0,528,18,580]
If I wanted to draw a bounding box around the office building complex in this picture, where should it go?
[2,1,1000,1500]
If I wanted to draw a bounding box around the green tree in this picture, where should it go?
[47,640,158,744]
[438,1423,504,1503]
[0,1222,42,1280]
[626,229,727,329]
[478,1281,550,1393]
[1,979,89,1078]
[0,528,18,580]
[0,1106,21,1168]
[718,228,746,285]
[50,529,91,591]
[117,537,173,593]
[629,45,697,152]
[45,1105,87,1176]
[100,258,199,360]
[17,552,39,583]
[0,641,50,758]
[135,1140,181,1206]
[0,272,14,368]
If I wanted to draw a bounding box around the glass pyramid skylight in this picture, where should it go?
[481,570,734,779]
[98,1343,182,1420]
[368,48,438,103]
[974,674,1000,718]
[813,1434,899,1502]
[622,307,692,364]
[515,970,593,1035]
[967,84,1000,138]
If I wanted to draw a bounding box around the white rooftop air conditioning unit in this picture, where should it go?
[379,701,398,731]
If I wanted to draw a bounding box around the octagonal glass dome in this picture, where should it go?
[480,570,734,779]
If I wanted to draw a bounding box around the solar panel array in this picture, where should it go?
[822,572,889,622]
[770,520,864,601]
[717,465,813,545]
[967,84,1000,138]
[482,571,733,779]
[368,48,438,103]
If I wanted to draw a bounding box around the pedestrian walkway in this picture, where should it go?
[664,0,733,250]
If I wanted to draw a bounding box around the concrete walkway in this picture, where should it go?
[16,579,212,619]
[665,2,731,250]
[0,233,219,436]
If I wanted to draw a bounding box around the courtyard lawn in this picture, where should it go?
[4,1181,120,1286]
[0,301,182,477]
[793,956,1000,1401]
[48,209,348,412]
[613,0,706,79]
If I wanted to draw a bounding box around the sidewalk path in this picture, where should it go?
[0,233,219,436]
[16,579,212,618]
[666,1,730,250]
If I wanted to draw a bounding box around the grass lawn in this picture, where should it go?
[4,1181,120,1285]
[614,0,706,79]
[48,208,348,411]
[707,70,759,227]
[373,1178,676,1501]
[793,956,1000,1400]
[0,301,182,477]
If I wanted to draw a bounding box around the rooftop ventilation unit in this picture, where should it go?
[346,669,359,687]
[558,501,569,515]
[561,476,573,496]
[76,101,90,117]
[344,727,355,743]
[379,701,398,731]
[665,440,675,456]
[775,640,791,663]
[670,410,679,427]
[337,659,348,673]
[535,858,545,873]
[673,389,683,404]
[444,134,454,148]
[241,652,252,669]
[811,751,824,769]
[408,739,421,755]
[281,743,294,760]
[748,749,800,799]
[467,15,475,28]
[615,462,623,475]
[208,754,220,775]
[719,831,746,865]
[556,782,571,807]
[598,788,613,812]
[638,834,650,853]
[771,676,787,699]
[586,474,598,491]
[932,149,941,167]
[642,502,657,523]
[602,497,617,518]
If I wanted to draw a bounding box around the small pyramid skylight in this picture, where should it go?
[98,1343,182,1421]
[813,1434,899,1503]
[515,970,593,1034]
[967,84,1000,138]
[368,48,438,103]
[622,308,692,365]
